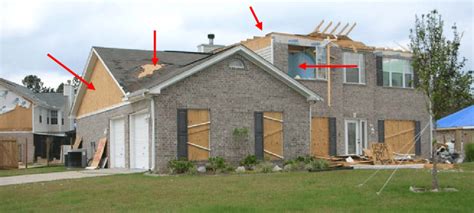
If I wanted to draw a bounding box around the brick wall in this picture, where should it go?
[153,54,311,172]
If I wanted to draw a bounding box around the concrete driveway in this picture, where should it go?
[0,169,146,186]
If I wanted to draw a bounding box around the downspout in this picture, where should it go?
[149,96,156,171]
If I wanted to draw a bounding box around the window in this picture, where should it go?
[51,110,58,125]
[47,110,50,125]
[343,52,365,84]
[39,115,42,123]
[288,45,327,80]
[229,59,245,69]
[382,58,413,88]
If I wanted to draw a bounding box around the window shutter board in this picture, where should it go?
[378,120,385,143]
[415,121,421,156]
[376,56,383,86]
[329,117,337,156]
[177,109,188,159]
[254,112,264,160]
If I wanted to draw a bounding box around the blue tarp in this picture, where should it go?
[437,105,474,129]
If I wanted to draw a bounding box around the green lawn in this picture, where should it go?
[0,166,74,177]
[0,163,473,212]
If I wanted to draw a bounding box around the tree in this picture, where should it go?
[410,10,473,191]
[22,75,44,93]
[56,83,64,93]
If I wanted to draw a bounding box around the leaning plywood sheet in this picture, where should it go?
[72,137,83,149]
[87,138,107,169]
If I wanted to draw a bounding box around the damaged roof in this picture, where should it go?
[0,78,65,109]
[93,47,213,93]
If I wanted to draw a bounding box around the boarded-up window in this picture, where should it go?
[384,120,415,154]
[263,112,283,160]
[187,109,210,161]
[311,117,329,157]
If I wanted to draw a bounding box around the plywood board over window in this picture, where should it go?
[311,117,329,157]
[187,109,210,161]
[384,120,415,154]
[263,112,283,160]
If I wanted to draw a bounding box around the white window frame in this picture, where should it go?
[382,58,414,88]
[343,52,365,84]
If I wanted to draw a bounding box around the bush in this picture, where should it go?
[206,157,228,173]
[465,144,474,162]
[168,159,194,174]
[255,161,274,173]
[305,159,329,171]
[283,159,306,171]
[240,155,258,169]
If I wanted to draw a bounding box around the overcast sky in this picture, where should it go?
[1,0,473,88]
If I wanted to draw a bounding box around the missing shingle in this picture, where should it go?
[138,64,164,78]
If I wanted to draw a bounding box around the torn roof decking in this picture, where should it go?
[241,32,376,52]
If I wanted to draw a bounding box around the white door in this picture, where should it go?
[110,118,125,168]
[345,120,367,155]
[130,112,150,169]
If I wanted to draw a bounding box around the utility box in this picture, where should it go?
[65,149,87,168]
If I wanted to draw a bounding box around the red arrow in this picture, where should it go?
[152,30,159,65]
[47,53,95,90]
[249,6,263,30]
[299,62,358,70]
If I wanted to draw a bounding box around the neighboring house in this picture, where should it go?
[242,31,430,158]
[436,105,474,154]
[0,78,75,163]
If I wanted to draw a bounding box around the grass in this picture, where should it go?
[0,165,74,177]
[0,163,473,212]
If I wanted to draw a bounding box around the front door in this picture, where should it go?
[345,120,367,155]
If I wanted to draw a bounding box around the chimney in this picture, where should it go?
[208,34,215,45]
[197,33,225,53]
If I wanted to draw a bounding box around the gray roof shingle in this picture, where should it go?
[93,47,214,93]
[0,78,65,109]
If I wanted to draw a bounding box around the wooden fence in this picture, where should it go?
[0,139,18,169]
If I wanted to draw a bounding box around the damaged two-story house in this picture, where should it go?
[242,26,430,158]
[71,26,430,173]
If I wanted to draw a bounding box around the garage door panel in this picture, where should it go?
[110,118,125,168]
[131,113,150,169]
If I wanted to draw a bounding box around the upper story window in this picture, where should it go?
[51,110,58,125]
[382,58,413,88]
[229,59,245,69]
[343,52,365,84]
[288,45,327,80]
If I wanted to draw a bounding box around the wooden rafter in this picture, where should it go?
[329,22,341,34]
[338,23,349,35]
[313,20,325,33]
[321,21,333,34]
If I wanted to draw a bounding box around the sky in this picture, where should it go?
[1,0,473,88]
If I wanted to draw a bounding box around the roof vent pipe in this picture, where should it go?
[208,34,215,45]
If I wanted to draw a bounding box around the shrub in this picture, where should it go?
[240,155,258,169]
[233,127,249,140]
[168,159,194,174]
[305,159,329,171]
[255,161,274,173]
[465,144,474,162]
[206,157,228,173]
[283,159,305,171]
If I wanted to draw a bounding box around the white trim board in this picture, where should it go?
[148,45,322,102]
[76,102,130,120]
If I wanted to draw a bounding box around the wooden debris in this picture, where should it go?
[87,137,107,169]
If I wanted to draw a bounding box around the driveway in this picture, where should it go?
[0,169,146,186]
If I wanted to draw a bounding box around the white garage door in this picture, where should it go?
[110,118,125,168]
[130,112,150,169]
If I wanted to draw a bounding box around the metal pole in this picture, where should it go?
[25,138,28,169]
